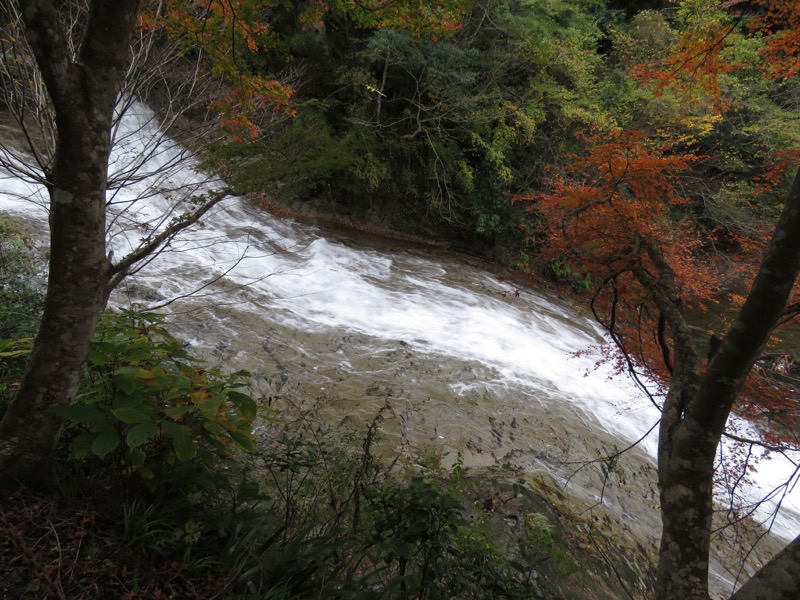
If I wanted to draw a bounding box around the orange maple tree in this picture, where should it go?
[528,0,800,434]
[526,128,712,383]
[525,3,800,597]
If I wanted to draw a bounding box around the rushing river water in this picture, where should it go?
[2,102,799,595]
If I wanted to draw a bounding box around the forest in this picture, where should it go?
[2,1,800,598]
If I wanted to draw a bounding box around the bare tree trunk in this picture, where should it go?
[0,0,141,483]
[730,535,800,599]
[655,412,717,600]
[654,168,800,598]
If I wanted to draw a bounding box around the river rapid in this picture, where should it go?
[2,103,799,596]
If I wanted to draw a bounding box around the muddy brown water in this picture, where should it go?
[117,216,786,598]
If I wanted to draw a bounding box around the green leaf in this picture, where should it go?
[88,343,113,366]
[203,421,225,436]
[128,447,147,466]
[227,391,257,421]
[226,369,251,383]
[162,421,196,461]
[114,373,137,395]
[163,406,193,419]
[127,422,160,447]
[173,434,197,462]
[91,429,120,459]
[71,432,95,458]
[115,365,159,380]
[111,395,144,410]
[161,420,186,441]
[229,429,255,452]
[54,404,106,425]
[111,407,149,424]
[136,466,155,480]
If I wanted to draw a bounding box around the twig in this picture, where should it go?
[0,502,67,600]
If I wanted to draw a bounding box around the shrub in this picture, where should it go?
[56,310,258,491]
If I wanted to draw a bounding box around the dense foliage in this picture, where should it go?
[196,0,800,273]
[204,0,607,255]
[0,298,576,597]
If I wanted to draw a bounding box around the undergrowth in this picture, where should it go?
[0,215,45,417]
[0,300,561,599]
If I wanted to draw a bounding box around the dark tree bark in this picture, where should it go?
[729,534,800,600]
[651,168,800,599]
[0,0,142,482]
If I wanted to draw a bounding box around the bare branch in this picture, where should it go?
[108,187,232,292]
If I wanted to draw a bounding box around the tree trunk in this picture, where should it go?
[655,168,800,599]
[730,535,800,600]
[0,0,141,483]
[655,415,717,600]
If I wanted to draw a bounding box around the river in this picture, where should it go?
[1,102,798,596]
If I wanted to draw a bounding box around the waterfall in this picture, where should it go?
[2,101,799,593]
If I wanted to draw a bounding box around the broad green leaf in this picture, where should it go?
[197,448,216,467]
[229,429,255,451]
[71,432,95,458]
[227,369,251,383]
[114,373,137,395]
[227,391,257,421]
[136,466,155,480]
[127,422,160,447]
[54,404,106,425]
[88,344,113,366]
[219,418,238,432]
[162,420,187,442]
[173,434,197,462]
[111,395,144,410]
[128,447,146,466]
[115,366,160,380]
[111,407,149,424]
[91,429,120,459]
[163,406,193,419]
[188,389,211,404]
[203,421,225,436]
[162,421,196,460]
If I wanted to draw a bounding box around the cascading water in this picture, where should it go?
[2,102,799,595]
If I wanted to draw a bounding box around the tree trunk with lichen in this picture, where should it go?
[0,0,141,483]
[652,169,800,599]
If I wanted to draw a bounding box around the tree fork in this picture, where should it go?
[0,0,142,483]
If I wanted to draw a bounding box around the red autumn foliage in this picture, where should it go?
[532,129,710,300]
[528,3,800,454]
[749,0,800,79]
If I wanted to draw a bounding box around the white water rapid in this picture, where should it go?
[2,102,799,594]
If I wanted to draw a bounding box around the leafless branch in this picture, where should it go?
[108,188,232,292]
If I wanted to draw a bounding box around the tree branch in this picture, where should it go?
[18,0,75,108]
[107,188,232,292]
[693,168,800,437]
